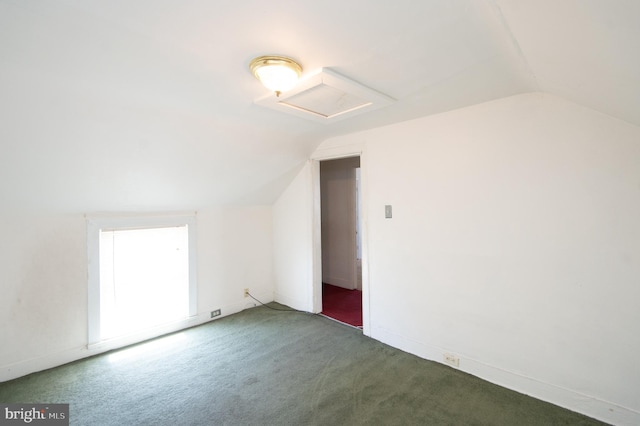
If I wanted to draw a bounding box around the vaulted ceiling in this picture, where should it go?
[1,0,638,212]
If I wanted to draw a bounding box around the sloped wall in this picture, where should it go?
[274,93,640,425]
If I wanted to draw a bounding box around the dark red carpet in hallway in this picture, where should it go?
[321,283,362,327]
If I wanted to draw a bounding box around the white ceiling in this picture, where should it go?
[495,0,640,126]
[0,0,638,212]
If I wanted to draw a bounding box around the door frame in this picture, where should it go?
[311,149,370,336]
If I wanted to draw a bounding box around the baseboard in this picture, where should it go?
[0,297,265,383]
[273,291,309,312]
[371,325,640,426]
[323,276,354,290]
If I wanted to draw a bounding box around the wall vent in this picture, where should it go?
[254,68,394,124]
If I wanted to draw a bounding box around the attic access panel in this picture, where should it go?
[254,68,394,124]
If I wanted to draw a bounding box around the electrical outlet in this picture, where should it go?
[443,353,460,367]
[244,288,249,298]
[210,309,221,318]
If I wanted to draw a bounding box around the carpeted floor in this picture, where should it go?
[321,283,363,327]
[0,304,607,425]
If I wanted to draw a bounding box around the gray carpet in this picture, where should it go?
[0,304,607,425]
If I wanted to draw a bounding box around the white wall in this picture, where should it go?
[274,93,640,425]
[273,163,314,311]
[0,214,88,379]
[0,206,273,382]
[197,207,274,312]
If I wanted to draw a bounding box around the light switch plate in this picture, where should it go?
[385,205,392,218]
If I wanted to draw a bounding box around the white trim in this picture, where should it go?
[86,213,198,346]
[311,142,366,161]
[254,68,394,124]
[311,159,323,313]
[359,155,371,335]
[88,315,202,353]
[371,325,640,426]
[311,148,371,337]
[0,298,261,383]
[273,291,307,312]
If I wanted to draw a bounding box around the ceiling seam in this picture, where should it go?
[488,0,540,92]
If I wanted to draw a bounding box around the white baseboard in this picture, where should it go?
[0,298,264,383]
[371,325,640,426]
[323,276,355,290]
[273,291,308,312]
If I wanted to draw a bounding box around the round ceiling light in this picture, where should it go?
[249,55,302,97]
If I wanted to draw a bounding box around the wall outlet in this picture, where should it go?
[210,309,221,318]
[244,288,249,298]
[443,353,460,367]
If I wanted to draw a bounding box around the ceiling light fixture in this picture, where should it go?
[249,55,302,97]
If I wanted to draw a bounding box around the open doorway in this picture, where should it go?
[320,156,362,327]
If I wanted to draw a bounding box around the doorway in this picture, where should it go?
[319,156,362,327]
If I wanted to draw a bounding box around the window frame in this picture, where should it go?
[86,213,197,349]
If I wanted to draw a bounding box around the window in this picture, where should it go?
[87,214,197,348]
